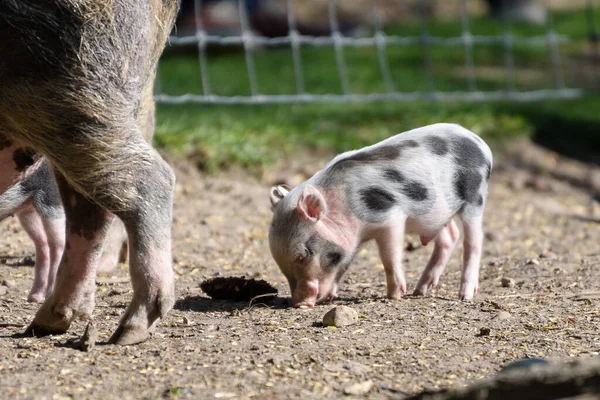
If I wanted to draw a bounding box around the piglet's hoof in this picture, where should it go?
[24,304,74,337]
[413,282,435,297]
[386,284,406,300]
[27,292,45,303]
[386,291,405,300]
[458,284,478,301]
[413,276,438,297]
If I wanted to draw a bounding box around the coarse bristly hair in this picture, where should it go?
[0,0,179,212]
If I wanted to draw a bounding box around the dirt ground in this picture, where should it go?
[0,143,599,400]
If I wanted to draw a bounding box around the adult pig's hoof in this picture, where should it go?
[108,323,150,345]
[24,304,74,337]
[109,287,174,345]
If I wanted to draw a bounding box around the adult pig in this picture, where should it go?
[269,123,493,307]
[0,78,156,302]
[0,0,179,344]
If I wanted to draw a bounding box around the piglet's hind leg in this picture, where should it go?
[458,215,483,300]
[413,219,460,296]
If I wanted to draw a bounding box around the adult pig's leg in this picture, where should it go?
[26,174,113,335]
[96,79,155,275]
[26,134,175,345]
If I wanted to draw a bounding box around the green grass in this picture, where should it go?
[155,9,600,174]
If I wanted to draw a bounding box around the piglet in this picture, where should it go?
[269,123,492,307]
[0,148,65,303]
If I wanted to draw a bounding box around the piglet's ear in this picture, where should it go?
[297,185,327,222]
[269,185,291,211]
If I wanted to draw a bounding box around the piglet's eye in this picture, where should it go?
[303,247,313,259]
[297,247,313,264]
[328,252,341,265]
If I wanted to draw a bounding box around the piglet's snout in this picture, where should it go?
[292,279,319,308]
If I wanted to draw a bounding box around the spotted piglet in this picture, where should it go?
[0,144,65,302]
[269,123,492,307]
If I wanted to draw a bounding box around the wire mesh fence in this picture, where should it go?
[155,0,589,104]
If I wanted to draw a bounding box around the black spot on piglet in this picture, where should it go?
[360,187,396,212]
[425,136,449,156]
[401,181,429,201]
[451,137,487,170]
[401,140,419,149]
[454,170,482,204]
[21,160,62,219]
[383,168,405,183]
[13,148,37,171]
[329,141,419,173]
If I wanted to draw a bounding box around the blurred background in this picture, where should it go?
[154,0,599,178]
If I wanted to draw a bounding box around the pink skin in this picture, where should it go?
[33,225,106,332]
[111,233,174,344]
[291,187,412,306]
[291,187,359,307]
[0,144,126,301]
[17,206,65,302]
[0,145,65,303]
[292,279,318,307]
[458,215,483,300]
[374,219,408,300]
[310,191,360,254]
[373,215,482,301]
[275,181,485,306]
[292,272,338,308]
[28,187,112,335]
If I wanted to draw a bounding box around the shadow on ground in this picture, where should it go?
[174,295,289,313]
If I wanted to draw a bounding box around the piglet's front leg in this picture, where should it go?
[375,220,407,300]
[18,207,52,303]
